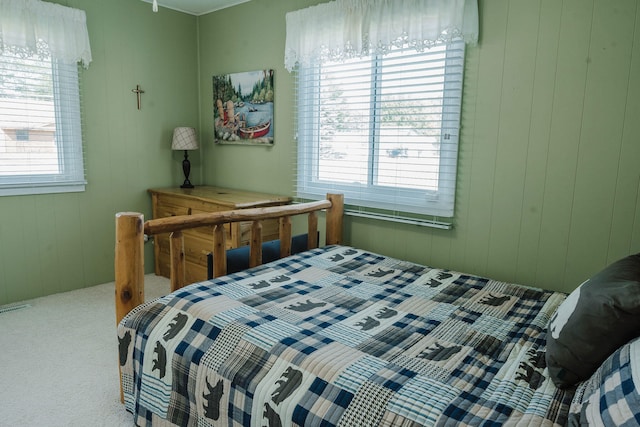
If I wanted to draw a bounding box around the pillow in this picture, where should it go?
[567,336,640,426]
[546,253,640,388]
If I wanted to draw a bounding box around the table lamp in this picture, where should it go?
[171,127,199,188]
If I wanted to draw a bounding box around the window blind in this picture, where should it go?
[295,40,465,219]
[0,49,85,195]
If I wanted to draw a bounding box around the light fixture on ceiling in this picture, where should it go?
[152,0,158,12]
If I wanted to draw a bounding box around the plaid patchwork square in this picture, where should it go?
[270,329,334,363]
[468,312,516,342]
[570,337,640,426]
[288,264,343,285]
[323,289,371,312]
[431,283,479,305]
[217,341,273,392]
[356,326,425,359]
[472,334,508,359]
[369,288,415,305]
[449,307,482,324]
[387,374,460,426]
[329,252,385,275]
[343,281,383,300]
[441,390,515,425]
[294,305,352,332]
[260,305,304,324]
[385,354,452,380]
[208,305,258,329]
[337,380,394,427]
[402,281,447,300]
[244,318,302,351]
[530,292,565,331]
[207,280,254,300]
[228,383,254,426]
[292,377,353,426]
[335,355,388,393]
[332,276,365,290]
[321,321,372,347]
[369,364,417,392]
[199,322,250,371]
[454,274,489,289]
[238,289,288,309]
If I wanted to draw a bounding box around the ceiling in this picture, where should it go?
[139,0,251,16]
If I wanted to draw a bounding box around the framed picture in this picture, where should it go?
[213,69,274,145]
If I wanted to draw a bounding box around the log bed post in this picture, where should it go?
[212,224,227,278]
[115,212,145,404]
[169,231,186,292]
[307,211,319,249]
[279,216,292,259]
[249,220,263,268]
[326,193,344,245]
[115,212,145,325]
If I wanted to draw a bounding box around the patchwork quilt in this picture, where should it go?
[118,245,575,426]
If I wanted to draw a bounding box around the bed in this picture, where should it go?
[115,194,640,426]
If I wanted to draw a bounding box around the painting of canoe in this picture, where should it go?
[213,69,274,145]
[239,120,270,139]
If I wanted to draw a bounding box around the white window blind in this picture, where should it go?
[296,40,465,219]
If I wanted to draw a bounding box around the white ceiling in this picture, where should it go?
[139,0,251,16]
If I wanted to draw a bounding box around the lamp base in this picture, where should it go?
[180,150,194,189]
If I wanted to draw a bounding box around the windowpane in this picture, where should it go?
[317,57,372,185]
[297,41,464,217]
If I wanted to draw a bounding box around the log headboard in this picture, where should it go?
[114,193,344,325]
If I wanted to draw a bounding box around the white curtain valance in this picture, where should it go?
[285,0,478,71]
[0,0,92,68]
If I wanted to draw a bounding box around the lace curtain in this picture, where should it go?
[0,0,92,68]
[285,0,478,71]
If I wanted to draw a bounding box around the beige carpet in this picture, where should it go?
[0,274,170,427]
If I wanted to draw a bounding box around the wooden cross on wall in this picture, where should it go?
[131,84,145,110]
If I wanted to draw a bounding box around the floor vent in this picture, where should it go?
[0,303,31,315]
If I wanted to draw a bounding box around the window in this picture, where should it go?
[296,40,465,219]
[0,0,91,197]
[0,48,85,196]
[15,129,29,141]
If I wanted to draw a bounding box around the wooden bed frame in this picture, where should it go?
[114,193,344,326]
[114,193,343,402]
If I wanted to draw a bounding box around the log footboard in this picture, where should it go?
[115,193,343,324]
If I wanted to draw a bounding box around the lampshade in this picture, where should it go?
[171,127,199,151]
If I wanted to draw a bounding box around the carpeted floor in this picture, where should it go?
[0,274,170,427]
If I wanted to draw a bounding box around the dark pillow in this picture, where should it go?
[567,336,640,426]
[546,253,640,388]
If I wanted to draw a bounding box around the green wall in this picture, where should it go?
[2,0,638,305]
[199,0,640,294]
[0,0,199,305]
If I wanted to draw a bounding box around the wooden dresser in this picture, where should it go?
[148,186,291,283]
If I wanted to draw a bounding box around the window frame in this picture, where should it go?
[0,53,86,197]
[296,40,465,219]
